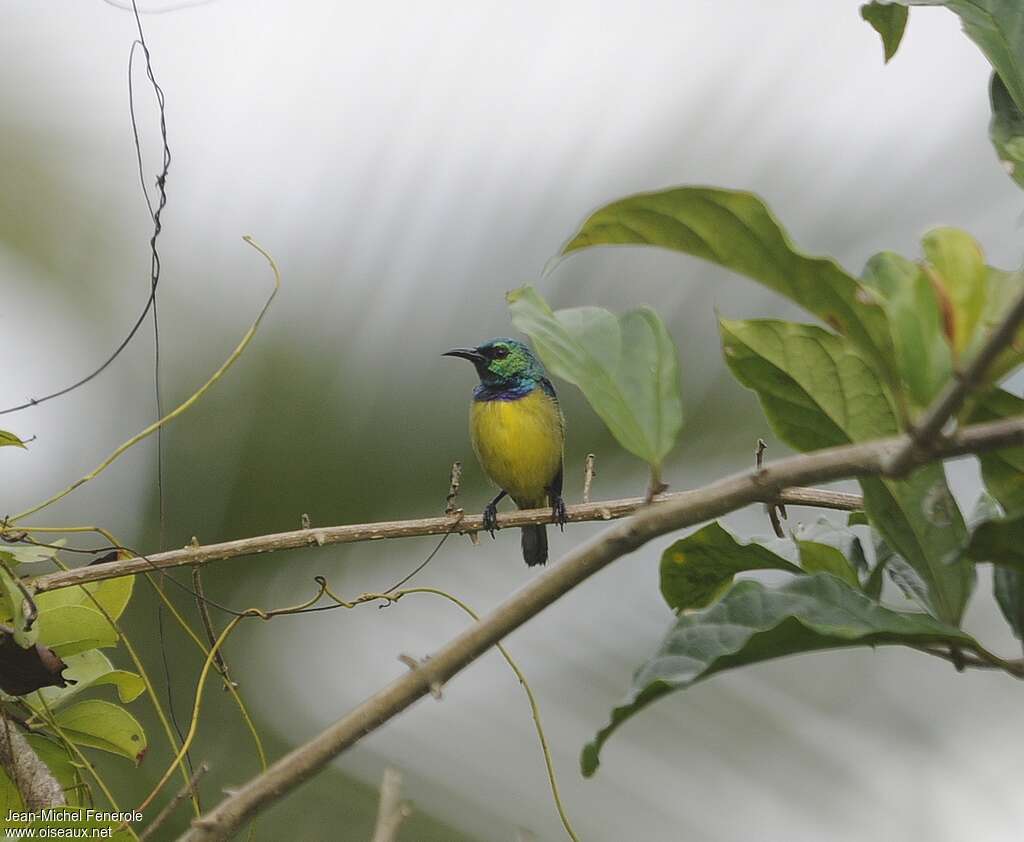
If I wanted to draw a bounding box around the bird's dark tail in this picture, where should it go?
[521,524,548,567]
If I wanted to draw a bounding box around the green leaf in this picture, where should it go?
[2,541,61,565]
[964,514,1024,566]
[35,574,133,624]
[864,553,888,600]
[861,2,910,61]
[922,228,987,357]
[796,542,861,588]
[36,605,118,657]
[968,396,1024,638]
[994,567,1024,639]
[889,2,1024,113]
[793,518,870,576]
[861,251,952,407]
[968,266,1024,383]
[963,506,1024,639]
[721,318,972,623]
[582,574,973,776]
[54,699,147,764]
[0,430,27,449]
[0,765,22,815]
[30,650,144,710]
[561,187,894,377]
[659,522,802,612]
[990,71,1024,189]
[507,285,683,468]
[972,389,1024,514]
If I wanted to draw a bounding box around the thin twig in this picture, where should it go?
[0,556,37,631]
[191,569,236,690]
[884,287,1024,476]
[582,454,596,503]
[444,462,462,515]
[175,414,1024,842]
[914,644,1024,677]
[27,483,866,595]
[370,767,411,842]
[757,440,787,538]
[141,762,210,841]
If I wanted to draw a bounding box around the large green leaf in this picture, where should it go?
[36,605,118,657]
[965,266,1024,384]
[970,395,1024,639]
[889,2,1024,113]
[29,650,144,711]
[922,228,987,358]
[721,319,972,623]
[793,518,870,577]
[921,2,1024,111]
[972,389,1024,513]
[964,514,1024,566]
[582,574,973,776]
[54,699,147,764]
[507,285,683,468]
[796,541,861,588]
[561,187,894,376]
[861,2,910,61]
[994,567,1024,640]
[860,252,952,407]
[35,574,133,624]
[990,72,1024,189]
[962,511,1024,635]
[659,522,802,612]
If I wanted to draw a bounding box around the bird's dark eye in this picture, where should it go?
[493,347,509,359]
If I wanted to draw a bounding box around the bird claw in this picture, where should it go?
[552,496,567,531]
[482,503,499,538]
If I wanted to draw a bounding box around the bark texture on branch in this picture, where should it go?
[0,716,64,812]
[27,487,861,594]
[176,416,1024,842]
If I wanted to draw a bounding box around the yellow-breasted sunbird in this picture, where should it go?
[444,338,566,566]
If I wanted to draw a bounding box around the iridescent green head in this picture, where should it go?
[443,338,548,392]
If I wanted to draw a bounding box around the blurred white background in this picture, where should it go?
[4,1,1024,840]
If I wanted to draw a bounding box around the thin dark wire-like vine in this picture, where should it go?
[0,5,170,417]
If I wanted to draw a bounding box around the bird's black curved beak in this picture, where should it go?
[443,347,486,364]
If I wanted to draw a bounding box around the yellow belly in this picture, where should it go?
[470,389,564,507]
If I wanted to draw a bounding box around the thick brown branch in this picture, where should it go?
[27,486,861,594]
[0,715,64,812]
[176,416,1024,842]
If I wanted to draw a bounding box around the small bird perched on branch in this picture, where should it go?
[444,338,566,566]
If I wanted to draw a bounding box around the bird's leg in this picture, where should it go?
[550,494,567,531]
[544,491,569,532]
[482,490,506,538]
[548,467,567,531]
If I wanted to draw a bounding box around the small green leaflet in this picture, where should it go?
[508,285,683,470]
[860,2,909,62]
